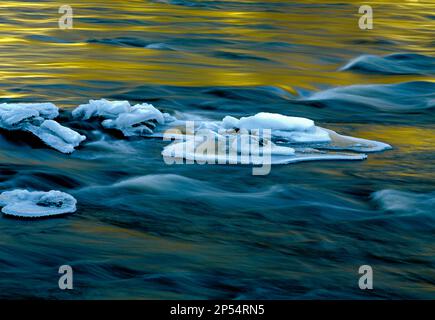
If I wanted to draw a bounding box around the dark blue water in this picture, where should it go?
[0,0,434,299]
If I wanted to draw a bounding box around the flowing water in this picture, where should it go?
[0,0,434,299]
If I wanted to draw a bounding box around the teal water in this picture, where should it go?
[0,0,434,299]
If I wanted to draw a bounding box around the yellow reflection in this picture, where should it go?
[353,125,435,153]
[0,0,433,95]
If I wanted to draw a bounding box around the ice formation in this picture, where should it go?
[161,112,390,166]
[0,102,58,128]
[162,130,296,164]
[0,103,85,153]
[0,189,77,218]
[72,99,175,137]
[221,112,331,143]
[162,130,367,166]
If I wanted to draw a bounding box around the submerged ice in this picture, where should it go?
[0,189,77,218]
[0,103,85,153]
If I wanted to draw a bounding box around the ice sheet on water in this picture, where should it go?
[0,189,77,218]
[161,129,367,166]
[160,111,390,166]
[26,120,86,154]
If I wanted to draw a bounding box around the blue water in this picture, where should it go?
[0,0,434,299]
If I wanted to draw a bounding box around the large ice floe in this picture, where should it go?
[0,103,85,153]
[72,99,176,137]
[0,189,77,218]
[161,112,391,168]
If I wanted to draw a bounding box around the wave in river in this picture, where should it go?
[340,53,435,75]
[300,81,435,115]
[372,189,435,216]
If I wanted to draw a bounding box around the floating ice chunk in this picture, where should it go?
[0,189,77,218]
[73,99,173,137]
[0,103,58,129]
[222,116,240,129]
[0,103,85,153]
[162,130,348,166]
[161,112,390,168]
[72,99,130,120]
[25,120,86,154]
[221,112,330,143]
[218,112,391,150]
[102,103,165,136]
[224,112,314,131]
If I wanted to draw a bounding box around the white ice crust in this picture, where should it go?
[0,103,85,153]
[0,102,58,128]
[72,99,175,137]
[223,113,314,131]
[219,112,331,143]
[0,189,77,218]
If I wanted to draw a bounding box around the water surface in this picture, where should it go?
[0,0,434,299]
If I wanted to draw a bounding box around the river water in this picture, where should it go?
[0,0,434,299]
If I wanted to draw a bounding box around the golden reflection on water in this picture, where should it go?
[354,125,435,153]
[0,0,433,97]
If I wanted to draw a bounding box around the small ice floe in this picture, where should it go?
[0,103,86,153]
[0,189,77,218]
[0,102,59,128]
[72,99,175,137]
